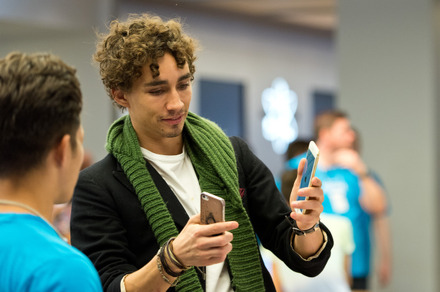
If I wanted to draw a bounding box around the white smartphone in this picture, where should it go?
[200,192,225,224]
[296,141,320,213]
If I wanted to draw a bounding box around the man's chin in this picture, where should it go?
[163,128,183,138]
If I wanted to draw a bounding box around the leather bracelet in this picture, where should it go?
[156,251,179,287]
[285,215,320,236]
[167,238,190,271]
[158,240,185,278]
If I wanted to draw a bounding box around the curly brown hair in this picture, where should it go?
[94,13,198,108]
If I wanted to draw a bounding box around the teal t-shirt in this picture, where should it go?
[316,167,371,278]
[0,213,102,291]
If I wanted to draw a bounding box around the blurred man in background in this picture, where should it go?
[314,110,391,291]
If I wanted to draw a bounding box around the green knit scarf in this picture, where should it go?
[106,112,265,291]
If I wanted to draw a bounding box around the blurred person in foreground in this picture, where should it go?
[0,52,102,291]
[70,13,333,292]
[314,110,391,291]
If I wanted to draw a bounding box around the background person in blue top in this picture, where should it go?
[0,52,102,291]
[348,127,392,289]
[313,110,390,292]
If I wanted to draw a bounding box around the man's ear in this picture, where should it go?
[112,88,129,108]
[53,135,71,167]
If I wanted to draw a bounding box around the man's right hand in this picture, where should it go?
[171,214,238,268]
[333,148,368,176]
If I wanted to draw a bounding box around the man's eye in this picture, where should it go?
[178,82,190,90]
[149,89,164,95]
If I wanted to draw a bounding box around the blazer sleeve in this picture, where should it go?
[70,155,155,292]
[230,136,333,277]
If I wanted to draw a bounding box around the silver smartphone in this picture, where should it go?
[296,141,320,213]
[200,192,225,224]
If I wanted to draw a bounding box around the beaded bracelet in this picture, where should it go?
[156,237,193,286]
[156,251,179,287]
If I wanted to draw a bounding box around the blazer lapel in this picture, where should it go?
[112,158,190,230]
[144,159,190,230]
[113,163,136,193]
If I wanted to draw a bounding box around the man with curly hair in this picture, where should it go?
[70,14,333,292]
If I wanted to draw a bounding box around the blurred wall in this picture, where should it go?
[0,0,116,161]
[338,0,439,291]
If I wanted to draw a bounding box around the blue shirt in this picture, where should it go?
[0,213,102,291]
[316,167,371,278]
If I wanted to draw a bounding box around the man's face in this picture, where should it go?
[328,118,355,150]
[118,53,192,148]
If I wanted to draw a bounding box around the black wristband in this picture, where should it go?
[285,215,320,236]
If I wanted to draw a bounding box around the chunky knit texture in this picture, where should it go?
[106,112,265,291]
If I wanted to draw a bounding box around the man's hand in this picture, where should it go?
[289,158,323,231]
[288,158,325,258]
[333,148,368,176]
[123,216,238,291]
[172,214,239,268]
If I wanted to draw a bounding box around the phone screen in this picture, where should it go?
[295,141,319,213]
[296,147,318,208]
[299,148,316,191]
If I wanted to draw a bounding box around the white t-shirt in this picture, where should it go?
[141,147,201,217]
[123,146,233,292]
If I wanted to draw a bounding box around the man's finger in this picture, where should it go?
[310,176,322,188]
[188,214,201,224]
[290,158,306,202]
[293,158,306,188]
[202,221,239,236]
[296,183,323,202]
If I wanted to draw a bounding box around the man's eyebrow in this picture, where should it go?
[178,73,192,81]
[143,73,192,87]
[143,80,167,87]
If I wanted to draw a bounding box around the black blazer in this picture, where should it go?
[70,136,333,291]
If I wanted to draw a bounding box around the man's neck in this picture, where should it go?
[0,175,54,222]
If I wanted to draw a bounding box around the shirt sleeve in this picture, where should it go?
[35,256,102,292]
[290,230,329,261]
[120,274,128,292]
